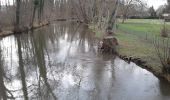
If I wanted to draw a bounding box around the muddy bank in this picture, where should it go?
[0,21,49,37]
[119,54,170,83]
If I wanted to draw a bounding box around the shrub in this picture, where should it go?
[160,23,168,37]
[153,38,170,73]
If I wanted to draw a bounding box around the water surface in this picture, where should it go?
[0,22,170,100]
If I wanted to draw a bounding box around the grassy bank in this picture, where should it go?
[91,19,170,73]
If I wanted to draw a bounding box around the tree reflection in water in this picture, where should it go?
[0,22,110,100]
[0,45,7,100]
[16,35,29,100]
[1,22,170,100]
[0,44,15,100]
[31,28,57,100]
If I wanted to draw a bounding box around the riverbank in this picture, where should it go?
[0,21,50,37]
[0,19,82,37]
[90,19,170,82]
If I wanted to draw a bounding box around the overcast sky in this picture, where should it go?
[0,0,168,10]
[147,0,167,9]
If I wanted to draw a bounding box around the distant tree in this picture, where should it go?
[148,6,157,18]
[120,0,146,23]
[156,5,166,18]
[168,0,170,11]
[165,0,170,13]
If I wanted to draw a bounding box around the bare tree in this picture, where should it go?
[167,0,170,12]
[154,38,170,73]
[120,0,145,23]
[107,0,119,32]
[15,0,21,32]
[148,6,157,18]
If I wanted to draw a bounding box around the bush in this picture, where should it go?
[154,38,170,73]
[128,16,159,19]
[160,23,168,37]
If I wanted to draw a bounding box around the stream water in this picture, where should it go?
[0,22,170,100]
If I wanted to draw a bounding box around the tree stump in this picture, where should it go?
[98,36,118,54]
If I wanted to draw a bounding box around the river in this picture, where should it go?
[0,22,170,100]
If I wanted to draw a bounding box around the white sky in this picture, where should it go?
[147,0,167,9]
[0,0,14,5]
[0,0,168,10]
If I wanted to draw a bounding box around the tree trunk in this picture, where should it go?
[16,0,21,30]
[99,0,120,54]
[122,14,126,23]
[15,0,21,32]
[98,36,118,54]
[38,0,45,23]
[107,0,119,32]
[31,5,37,28]
[0,24,2,32]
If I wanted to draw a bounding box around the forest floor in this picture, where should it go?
[91,19,170,74]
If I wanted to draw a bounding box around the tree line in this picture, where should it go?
[0,0,169,33]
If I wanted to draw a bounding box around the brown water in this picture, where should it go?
[0,22,170,100]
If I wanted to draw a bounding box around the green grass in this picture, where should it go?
[116,19,170,72]
[91,19,170,72]
[116,31,162,72]
[118,23,161,36]
[121,19,170,25]
[118,19,170,36]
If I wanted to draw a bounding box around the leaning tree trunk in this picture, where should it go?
[107,0,119,33]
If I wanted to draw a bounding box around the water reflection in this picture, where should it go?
[16,35,28,100]
[0,45,7,100]
[31,28,57,100]
[0,22,170,100]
